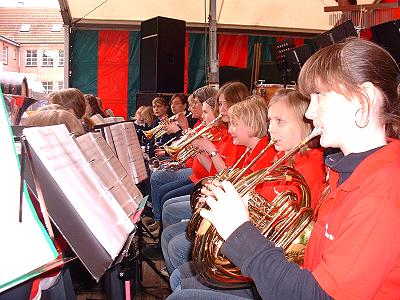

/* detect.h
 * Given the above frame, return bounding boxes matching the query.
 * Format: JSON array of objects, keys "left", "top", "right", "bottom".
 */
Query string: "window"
[
  {"left": 13, "top": 49, "right": 16, "bottom": 60},
  {"left": 58, "top": 81, "right": 64, "bottom": 90},
  {"left": 51, "top": 24, "right": 62, "bottom": 32},
  {"left": 25, "top": 50, "right": 37, "bottom": 66},
  {"left": 20, "top": 24, "right": 31, "bottom": 32},
  {"left": 3, "top": 47, "right": 8, "bottom": 65},
  {"left": 42, "top": 50, "right": 53, "bottom": 67},
  {"left": 58, "top": 50, "right": 64, "bottom": 66},
  {"left": 42, "top": 81, "right": 53, "bottom": 94}
]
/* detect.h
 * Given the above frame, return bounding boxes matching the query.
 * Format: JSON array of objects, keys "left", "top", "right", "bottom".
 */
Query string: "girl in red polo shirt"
[{"left": 169, "top": 38, "right": 400, "bottom": 299}]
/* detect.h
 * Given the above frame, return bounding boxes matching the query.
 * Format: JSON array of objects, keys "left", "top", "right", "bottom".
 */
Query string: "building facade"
[{"left": 0, "top": 7, "right": 64, "bottom": 94}]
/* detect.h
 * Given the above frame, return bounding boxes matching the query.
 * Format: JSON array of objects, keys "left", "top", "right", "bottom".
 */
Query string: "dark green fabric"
[
  {"left": 128, "top": 31, "right": 141, "bottom": 118},
  {"left": 70, "top": 29, "right": 98, "bottom": 95},
  {"left": 188, "top": 33, "right": 209, "bottom": 93},
  {"left": 247, "top": 36, "right": 277, "bottom": 68}
]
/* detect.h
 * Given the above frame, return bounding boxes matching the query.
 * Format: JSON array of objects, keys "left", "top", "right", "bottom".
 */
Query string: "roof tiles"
[{"left": 0, "top": 7, "right": 63, "bottom": 44}]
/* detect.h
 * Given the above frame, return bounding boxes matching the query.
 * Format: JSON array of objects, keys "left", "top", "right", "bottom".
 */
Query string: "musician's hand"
[
  {"left": 191, "top": 137, "right": 216, "bottom": 153},
  {"left": 164, "top": 123, "right": 180, "bottom": 134},
  {"left": 199, "top": 178, "right": 222, "bottom": 203},
  {"left": 200, "top": 181, "right": 250, "bottom": 240},
  {"left": 155, "top": 149, "right": 166, "bottom": 157},
  {"left": 175, "top": 113, "right": 189, "bottom": 131}
]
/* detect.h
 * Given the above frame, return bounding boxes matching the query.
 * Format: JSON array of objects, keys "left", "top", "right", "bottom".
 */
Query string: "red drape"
[
  {"left": 276, "top": 37, "right": 304, "bottom": 47},
  {"left": 98, "top": 30, "right": 129, "bottom": 118},
  {"left": 218, "top": 34, "right": 248, "bottom": 68}
]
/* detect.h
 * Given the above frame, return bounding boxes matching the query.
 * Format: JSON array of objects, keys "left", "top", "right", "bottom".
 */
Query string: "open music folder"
[
  {"left": 23, "top": 125, "right": 145, "bottom": 281},
  {"left": 110, "top": 122, "right": 148, "bottom": 184},
  {"left": 0, "top": 92, "right": 58, "bottom": 293}
]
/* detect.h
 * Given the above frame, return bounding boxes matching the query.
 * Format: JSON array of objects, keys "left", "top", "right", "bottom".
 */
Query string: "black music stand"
[
  {"left": 269, "top": 39, "right": 296, "bottom": 87},
  {"left": 284, "top": 44, "right": 313, "bottom": 83},
  {"left": 312, "top": 19, "right": 357, "bottom": 50},
  {"left": 119, "top": 220, "right": 169, "bottom": 298},
  {"left": 371, "top": 19, "right": 400, "bottom": 65}
]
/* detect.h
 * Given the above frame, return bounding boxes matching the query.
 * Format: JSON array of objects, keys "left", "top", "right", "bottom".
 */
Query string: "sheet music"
[
  {"left": 75, "top": 132, "right": 142, "bottom": 217},
  {"left": 110, "top": 122, "right": 148, "bottom": 184},
  {"left": 104, "top": 117, "right": 125, "bottom": 123},
  {"left": 90, "top": 114, "right": 106, "bottom": 125},
  {"left": 104, "top": 126, "right": 117, "bottom": 155},
  {"left": 0, "top": 95, "right": 57, "bottom": 292},
  {"left": 23, "top": 125, "right": 134, "bottom": 259}
]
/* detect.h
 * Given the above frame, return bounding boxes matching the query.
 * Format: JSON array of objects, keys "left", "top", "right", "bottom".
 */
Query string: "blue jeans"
[
  {"left": 159, "top": 182, "right": 194, "bottom": 218},
  {"left": 161, "top": 221, "right": 192, "bottom": 274},
  {"left": 167, "top": 289, "right": 250, "bottom": 300},
  {"left": 150, "top": 167, "right": 192, "bottom": 204},
  {"left": 168, "top": 263, "right": 254, "bottom": 299},
  {"left": 162, "top": 196, "right": 192, "bottom": 228},
  {"left": 152, "top": 179, "right": 193, "bottom": 221}
]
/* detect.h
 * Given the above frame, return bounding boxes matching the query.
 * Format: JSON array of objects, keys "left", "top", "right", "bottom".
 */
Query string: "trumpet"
[
  {"left": 143, "top": 112, "right": 190, "bottom": 140},
  {"left": 191, "top": 127, "right": 322, "bottom": 289},
  {"left": 164, "top": 114, "right": 223, "bottom": 160}
]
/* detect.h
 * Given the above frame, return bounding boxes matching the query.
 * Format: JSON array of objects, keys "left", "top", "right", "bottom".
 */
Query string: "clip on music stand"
[{"left": 269, "top": 39, "right": 296, "bottom": 87}]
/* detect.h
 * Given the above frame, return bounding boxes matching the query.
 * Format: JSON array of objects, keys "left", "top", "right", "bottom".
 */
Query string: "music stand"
[
  {"left": 312, "top": 19, "right": 357, "bottom": 50},
  {"left": 119, "top": 220, "right": 169, "bottom": 298},
  {"left": 284, "top": 44, "right": 313, "bottom": 83},
  {"left": 269, "top": 39, "right": 295, "bottom": 86},
  {"left": 371, "top": 19, "right": 400, "bottom": 65}
]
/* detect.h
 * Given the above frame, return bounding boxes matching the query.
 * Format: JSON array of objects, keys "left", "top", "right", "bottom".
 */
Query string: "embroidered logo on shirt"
[{"left": 324, "top": 224, "right": 334, "bottom": 241}]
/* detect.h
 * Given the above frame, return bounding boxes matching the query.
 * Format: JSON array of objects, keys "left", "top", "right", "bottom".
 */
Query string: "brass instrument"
[
  {"left": 186, "top": 139, "right": 275, "bottom": 241},
  {"left": 143, "top": 117, "right": 168, "bottom": 140},
  {"left": 143, "top": 112, "right": 190, "bottom": 140},
  {"left": 174, "top": 125, "right": 225, "bottom": 163},
  {"left": 164, "top": 114, "right": 223, "bottom": 160},
  {"left": 191, "top": 127, "right": 322, "bottom": 288}
]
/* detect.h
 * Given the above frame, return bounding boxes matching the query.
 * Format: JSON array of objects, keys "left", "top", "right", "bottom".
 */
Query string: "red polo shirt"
[
  {"left": 254, "top": 148, "right": 325, "bottom": 210},
  {"left": 304, "top": 140, "right": 400, "bottom": 299}
]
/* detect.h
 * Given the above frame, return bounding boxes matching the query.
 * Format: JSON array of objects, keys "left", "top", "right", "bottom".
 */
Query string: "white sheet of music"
[
  {"left": 104, "top": 117, "right": 125, "bottom": 123},
  {"left": 23, "top": 125, "right": 134, "bottom": 259},
  {"left": 104, "top": 126, "right": 117, "bottom": 155},
  {"left": 90, "top": 114, "right": 106, "bottom": 125},
  {"left": 110, "top": 122, "right": 147, "bottom": 184},
  {"left": 0, "top": 98, "right": 57, "bottom": 292},
  {"left": 76, "top": 132, "right": 142, "bottom": 217}
]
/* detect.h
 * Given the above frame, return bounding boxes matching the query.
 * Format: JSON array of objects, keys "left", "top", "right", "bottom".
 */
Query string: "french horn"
[
  {"left": 186, "top": 139, "right": 275, "bottom": 241},
  {"left": 191, "top": 127, "right": 322, "bottom": 288}
]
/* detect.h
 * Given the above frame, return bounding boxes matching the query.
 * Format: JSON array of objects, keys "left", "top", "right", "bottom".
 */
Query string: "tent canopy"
[{"left": 59, "top": 0, "right": 374, "bottom": 34}]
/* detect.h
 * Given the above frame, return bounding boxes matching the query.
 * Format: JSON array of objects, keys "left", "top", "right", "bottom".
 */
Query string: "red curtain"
[
  {"left": 218, "top": 34, "right": 248, "bottom": 68},
  {"left": 98, "top": 30, "right": 129, "bottom": 118}
]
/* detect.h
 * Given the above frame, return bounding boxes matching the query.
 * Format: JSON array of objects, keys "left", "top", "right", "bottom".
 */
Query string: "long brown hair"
[
  {"left": 217, "top": 81, "right": 250, "bottom": 108},
  {"left": 47, "top": 88, "right": 86, "bottom": 119}
]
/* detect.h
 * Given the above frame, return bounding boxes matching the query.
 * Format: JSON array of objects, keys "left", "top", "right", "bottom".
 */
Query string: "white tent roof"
[{"left": 58, "top": 0, "right": 374, "bottom": 34}]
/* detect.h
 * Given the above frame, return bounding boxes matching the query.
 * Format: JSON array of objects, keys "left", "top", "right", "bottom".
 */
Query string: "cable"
[{"left": 72, "top": 0, "right": 109, "bottom": 25}]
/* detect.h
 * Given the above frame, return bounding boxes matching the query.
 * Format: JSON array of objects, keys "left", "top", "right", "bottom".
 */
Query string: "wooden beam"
[{"left": 324, "top": 2, "right": 399, "bottom": 12}]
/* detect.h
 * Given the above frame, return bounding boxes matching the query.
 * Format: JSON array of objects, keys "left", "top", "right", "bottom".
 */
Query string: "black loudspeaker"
[
  {"left": 136, "top": 92, "right": 173, "bottom": 109},
  {"left": 371, "top": 19, "right": 400, "bottom": 65},
  {"left": 140, "top": 16, "right": 186, "bottom": 93}
]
